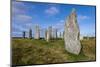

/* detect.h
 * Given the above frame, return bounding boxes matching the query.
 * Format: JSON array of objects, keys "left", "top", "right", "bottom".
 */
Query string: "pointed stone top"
[
  {"left": 71, "top": 8, "right": 76, "bottom": 13},
  {"left": 49, "top": 26, "right": 52, "bottom": 28},
  {"left": 35, "top": 24, "right": 39, "bottom": 26}
]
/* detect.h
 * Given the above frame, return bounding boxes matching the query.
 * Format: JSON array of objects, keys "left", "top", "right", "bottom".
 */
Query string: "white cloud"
[
  {"left": 59, "top": 20, "right": 65, "bottom": 23},
  {"left": 12, "top": 14, "right": 33, "bottom": 35},
  {"left": 12, "top": 1, "right": 25, "bottom": 6},
  {"left": 53, "top": 20, "right": 64, "bottom": 32},
  {"left": 12, "top": 1, "right": 35, "bottom": 15},
  {"left": 12, "top": 1, "right": 26, "bottom": 14},
  {"left": 45, "top": 6, "right": 59, "bottom": 15},
  {"left": 15, "top": 14, "right": 32, "bottom": 23},
  {"left": 17, "top": 15, "right": 32, "bottom": 20}
]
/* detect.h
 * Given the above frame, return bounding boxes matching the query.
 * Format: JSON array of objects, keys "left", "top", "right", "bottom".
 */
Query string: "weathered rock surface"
[
  {"left": 46, "top": 26, "right": 52, "bottom": 42},
  {"left": 34, "top": 25, "right": 40, "bottom": 39},
  {"left": 64, "top": 8, "right": 81, "bottom": 55}
]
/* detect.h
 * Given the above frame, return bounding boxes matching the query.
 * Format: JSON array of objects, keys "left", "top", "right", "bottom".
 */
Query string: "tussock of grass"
[
  {"left": 12, "top": 38, "right": 96, "bottom": 65},
  {"left": 81, "top": 39, "right": 96, "bottom": 60}
]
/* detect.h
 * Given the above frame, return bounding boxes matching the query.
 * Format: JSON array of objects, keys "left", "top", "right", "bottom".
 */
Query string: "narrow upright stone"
[
  {"left": 46, "top": 26, "right": 52, "bottom": 42},
  {"left": 59, "top": 32, "right": 62, "bottom": 38},
  {"left": 55, "top": 29, "right": 58, "bottom": 39},
  {"left": 34, "top": 25, "right": 40, "bottom": 39},
  {"left": 45, "top": 29, "right": 47, "bottom": 40},
  {"left": 29, "top": 29, "right": 32, "bottom": 39},
  {"left": 64, "top": 8, "right": 81, "bottom": 55},
  {"left": 52, "top": 28, "right": 57, "bottom": 39},
  {"left": 22, "top": 31, "right": 26, "bottom": 38},
  {"left": 80, "top": 36, "right": 83, "bottom": 40},
  {"left": 62, "top": 31, "right": 64, "bottom": 39}
]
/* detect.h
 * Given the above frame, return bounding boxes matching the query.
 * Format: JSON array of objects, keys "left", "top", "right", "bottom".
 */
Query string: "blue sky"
[{"left": 12, "top": 1, "right": 96, "bottom": 37}]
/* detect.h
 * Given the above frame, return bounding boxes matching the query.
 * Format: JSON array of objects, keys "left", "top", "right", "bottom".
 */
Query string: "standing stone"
[
  {"left": 64, "top": 8, "right": 81, "bottom": 55},
  {"left": 59, "top": 32, "right": 62, "bottom": 38},
  {"left": 52, "top": 28, "right": 57, "bottom": 39},
  {"left": 34, "top": 25, "right": 40, "bottom": 39},
  {"left": 51, "top": 29, "right": 54, "bottom": 39},
  {"left": 46, "top": 26, "right": 52, "bottom": 42},
  {"left": 80, "top": 36, "right": 83, "bottom": 40},
  {"left": 62, "top": 31, "right": 64, "bottom": 39},
  {"left": 22, "top": 31, "right": 26, "bottom": 38},
  {"left": 45, "top": 29, "right": 47, "bottom": 40},
  {"left": 55, "top": 29, "right": 58, "bottom": 39},
  {"left": 60, "top": 32, "right": 64, "bottom": 39},
  {"left": 29, "top": 29, "right": 32, "bottom": 39}
]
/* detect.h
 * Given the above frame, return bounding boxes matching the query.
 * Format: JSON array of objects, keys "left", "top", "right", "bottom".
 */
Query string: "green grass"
[{"left": 12, "top": 38, "right": 96, "bottom": 65}]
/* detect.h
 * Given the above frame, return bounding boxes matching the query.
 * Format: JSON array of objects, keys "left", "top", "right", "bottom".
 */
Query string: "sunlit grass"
[{"left": 12, "top": 38, "right": 96, "bottom": 65}]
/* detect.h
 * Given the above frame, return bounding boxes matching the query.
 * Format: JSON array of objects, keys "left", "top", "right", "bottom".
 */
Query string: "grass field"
[{"left": 12, "top": 38, "right": 96, "bottom": 65}]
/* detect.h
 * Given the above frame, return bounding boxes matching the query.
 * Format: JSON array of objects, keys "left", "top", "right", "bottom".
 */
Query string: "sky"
[{"left": 12, "top": 0, "right": 96, "bottom": 37}]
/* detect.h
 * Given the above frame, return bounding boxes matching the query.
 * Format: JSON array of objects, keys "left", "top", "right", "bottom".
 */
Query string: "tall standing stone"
[
  {"left": 62, "top": 31, "right": 64, "bottom": 39},
  {"left": 22, "top": 31, "right": 26, "bottom": 38},
  {"left": 29, "top": 29, "right": 32, "bottom": 39},
  {"left": 55, "top": 29, "right": 58, "bottom": 39},
  {"left": 34, "top": 25, "right": 40, "bottom": 39},
  {"left": 46, "top": 26, "right": 52, "bottom": 42},
  {"left": 59, "top": 32, "right": 62, "bottom": 38},
  {"left": 52, "top": 28, "right": 57, "bottom": 39},
  {"left": 64, "top": 8, "right": 81, "bottom": 55},
  {"left": 45, "top": 29, "right": 47, "bottom": 40}
]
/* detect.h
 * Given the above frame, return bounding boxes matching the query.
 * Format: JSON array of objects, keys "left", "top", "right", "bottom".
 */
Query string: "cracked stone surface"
[{"left": 64, "top": 8, "right": 81, "bottom": 55}]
